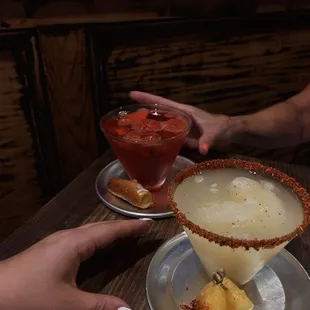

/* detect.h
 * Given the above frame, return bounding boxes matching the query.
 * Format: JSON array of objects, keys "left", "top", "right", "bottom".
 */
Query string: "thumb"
[{"left": 82, "top": 291, "right": 131, "bottom": 310}]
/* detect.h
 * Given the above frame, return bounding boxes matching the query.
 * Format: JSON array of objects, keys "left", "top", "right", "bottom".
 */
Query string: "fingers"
[
  {"left": 81, "top": 290, "right": 131, "bottom": 310},
  {"left": 198, "top": 132, "right": 216, "bottom": 155},
  {"left": 199, "top": 143, "right": 210, "bottom": 155},
  {"left": 186, "top": 136, "right": 211, "bottom": 154},
  {"left": 185, "top": 137, "right": 199, "bottom": 149},
  {"left": 184, "top": 137, "right": 209, "bottom": 155},
  {"left": 185, "top": 136, "right": 210, "bottom": 154},
  {"left": 129, "top": 91, "right": 193, "bottom": 113},
  {"left": 74, "top": 220, "right": 150, "bottom": 262}
]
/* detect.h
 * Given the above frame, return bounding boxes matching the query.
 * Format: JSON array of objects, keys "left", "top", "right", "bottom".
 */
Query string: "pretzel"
[{"left": 108, "top": 178, "right": 153, "bottom": 209}]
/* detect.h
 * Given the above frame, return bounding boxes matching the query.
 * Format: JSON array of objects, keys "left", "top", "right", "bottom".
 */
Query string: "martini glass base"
[{"left": 146, "top": 232, "right": 310, "bottom": 310}]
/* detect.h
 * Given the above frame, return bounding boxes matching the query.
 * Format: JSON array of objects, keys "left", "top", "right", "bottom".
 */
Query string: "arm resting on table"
[{"left": 227, "top": 84, "right": 310, "bottom": 148}]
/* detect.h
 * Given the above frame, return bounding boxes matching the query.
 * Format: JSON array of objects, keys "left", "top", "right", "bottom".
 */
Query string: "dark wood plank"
[
  {"left": 25, "top": 33, "right": 62, "bottom": 197},
  {"left": 1, "top": 1, "right": 310, "bottom": 35},
  {"left": 38, "top": 28, "right": 99, "bottom": 185},
  {"left": 1, "top": 0, "right": 310, "bottom": 23},
  {"left": 0, "top": 150, "right": 308, "bottom": 309},
  {"left": 0, "top": 35, "right": 44, "bottom": 240},
  {"left": 104, "top": 28, "right": 310, "bottom": 113},
  {"left": 0, "top": 31, "right": 60, "bottom": 194}
]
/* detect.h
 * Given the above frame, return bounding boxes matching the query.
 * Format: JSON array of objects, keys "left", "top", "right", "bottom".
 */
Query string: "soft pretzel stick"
[{"left": 108, "top": 177, "right": 153, "bottom": 209}]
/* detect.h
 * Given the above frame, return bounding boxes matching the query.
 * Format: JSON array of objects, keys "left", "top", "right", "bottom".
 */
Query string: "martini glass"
[
  {"left": 168, "top": 159, "right": 310, "bottom": 285},
  {"left": 100, "top": 104, "right": 192, "bottom": 190}
]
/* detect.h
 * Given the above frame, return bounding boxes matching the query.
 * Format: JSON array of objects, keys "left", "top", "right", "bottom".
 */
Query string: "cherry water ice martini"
[{"left": 100, "top": 104, "right": 192, "bottom": 190}]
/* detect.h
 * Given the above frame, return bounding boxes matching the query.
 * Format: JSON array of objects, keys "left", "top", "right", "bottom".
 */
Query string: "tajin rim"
[{"left": 168, "top": 159, "right": 310, "bottom": 250}]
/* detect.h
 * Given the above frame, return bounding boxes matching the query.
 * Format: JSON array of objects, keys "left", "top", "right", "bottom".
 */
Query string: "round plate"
[
  {"left": 146, "top": 232, "right": 310, "bottom": 310},
  {"left": 95, "top": 156, "right": 194, "bottom": 219}
]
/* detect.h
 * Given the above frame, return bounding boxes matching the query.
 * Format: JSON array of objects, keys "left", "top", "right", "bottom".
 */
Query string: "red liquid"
[{"left": 101, "top": 108, "right": 189, "bottom": 190}]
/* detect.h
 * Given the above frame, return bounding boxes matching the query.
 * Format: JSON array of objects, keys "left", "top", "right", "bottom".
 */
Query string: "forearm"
[{"left": 227, "top": 85, "right": 310, "bottom": 148}]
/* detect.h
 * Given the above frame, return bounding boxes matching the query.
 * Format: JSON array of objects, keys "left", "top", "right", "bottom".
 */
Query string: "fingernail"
[
  {"left": 139, "top": 218, "right": 154, "bottom": 221},
  {"left": 118, "top": 307, "right": 132, "bottom": 310},
  {"left": 200, "top": 143, "right": 209, "bottom": 155}
]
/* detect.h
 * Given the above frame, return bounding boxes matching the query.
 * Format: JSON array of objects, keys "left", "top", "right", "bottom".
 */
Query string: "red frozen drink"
[{"left": 100, "top": 104, "right": 192, "bottom": 190}]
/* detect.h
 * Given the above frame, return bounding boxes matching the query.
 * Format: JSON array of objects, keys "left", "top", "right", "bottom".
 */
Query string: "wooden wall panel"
[
  {"left": 104, "top": 29, "right": 310, "bottom": 114},
  {"left": 1, "top": 1, "right": 310, "bottom": 28},
  {"left": 0, "top": 49, "right": 42, "bottom": 239},
  {"left": 39, "top": 29, "right": 98, "bottom": 184}
]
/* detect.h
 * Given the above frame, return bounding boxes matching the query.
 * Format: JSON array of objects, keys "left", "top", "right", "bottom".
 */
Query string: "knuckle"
[{"left": 91, "top": 301, "right": 108, "bottom": 310}]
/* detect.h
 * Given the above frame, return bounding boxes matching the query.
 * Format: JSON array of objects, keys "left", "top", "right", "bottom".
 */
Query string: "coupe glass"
[{"left": 100, "top": 104, "right": 192, "bottom": 190}]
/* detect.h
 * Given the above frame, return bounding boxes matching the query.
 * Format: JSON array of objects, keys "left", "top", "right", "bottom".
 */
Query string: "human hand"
[
  {"left": 0, "top": 220, "right": 150, "bottom": 310},
  {"left": 130, "top": 91, "right": 231, "bottom": 154}
]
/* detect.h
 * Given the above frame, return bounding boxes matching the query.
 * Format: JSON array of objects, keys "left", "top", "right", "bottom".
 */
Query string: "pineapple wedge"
[{"left": 194, "top": 277, "right": 254, "bottom": 310}]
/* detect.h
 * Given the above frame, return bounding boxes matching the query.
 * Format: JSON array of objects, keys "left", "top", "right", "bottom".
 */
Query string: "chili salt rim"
[{"left": 168, "top": 159, "right": 310, "bottom": 250}]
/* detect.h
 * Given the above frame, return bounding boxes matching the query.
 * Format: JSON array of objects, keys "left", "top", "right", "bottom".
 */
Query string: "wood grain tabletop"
[{"left": 0, "top": 149, "right": 309, "bottom": 310}]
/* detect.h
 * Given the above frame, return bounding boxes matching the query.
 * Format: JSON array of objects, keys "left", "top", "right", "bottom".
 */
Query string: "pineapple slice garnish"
[{"left": 184, "top": 277, "right": 254, "bottom": 310}]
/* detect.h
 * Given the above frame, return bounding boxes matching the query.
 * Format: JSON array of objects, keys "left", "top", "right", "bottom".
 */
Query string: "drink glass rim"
[
  {"left": 100, "top": 103, "right": 193, "bottom": 145},
  {"left": 168, "top": 159, "right": 310, "bottom": 250}
]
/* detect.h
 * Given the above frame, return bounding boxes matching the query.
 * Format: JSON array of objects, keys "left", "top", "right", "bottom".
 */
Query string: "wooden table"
[{"left": 0, "top": 150, "right": 309, "bottom": 310}]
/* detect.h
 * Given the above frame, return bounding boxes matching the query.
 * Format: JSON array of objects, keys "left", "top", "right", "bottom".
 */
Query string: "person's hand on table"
[
  {"left": 0, "top": 220, "right": 150, "bottom": 310},
  {"left": 130, "top": 85, "right": 310, "bottom": 151},
  {"left": 129, "top": 91, "right": 231, "bottom": 155}
]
